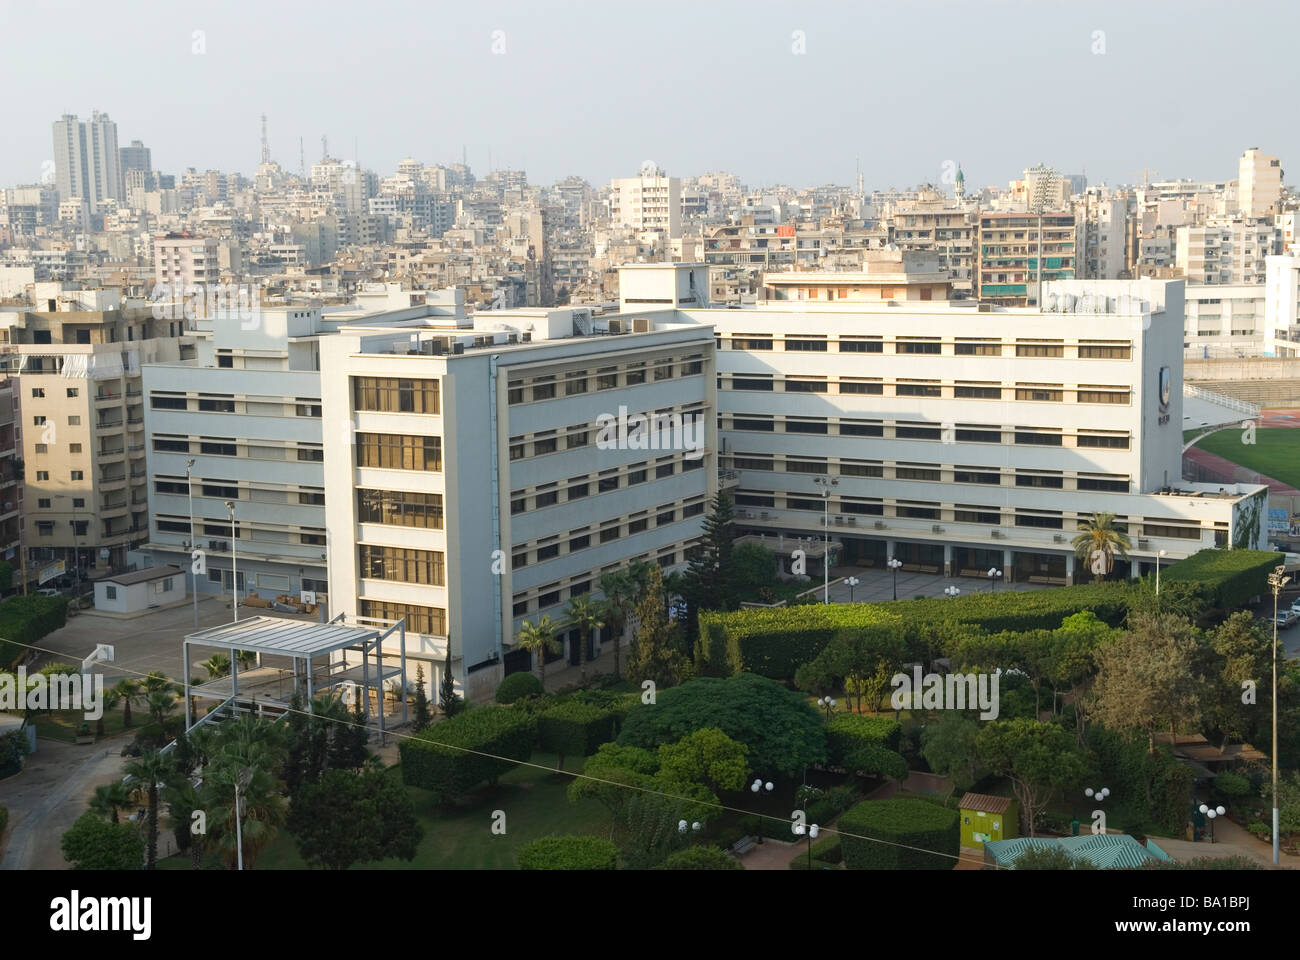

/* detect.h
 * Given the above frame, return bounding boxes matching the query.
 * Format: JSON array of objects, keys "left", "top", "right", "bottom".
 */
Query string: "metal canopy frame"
[{"left": 182, "top": 615, "right": 408, "bottom": 741}]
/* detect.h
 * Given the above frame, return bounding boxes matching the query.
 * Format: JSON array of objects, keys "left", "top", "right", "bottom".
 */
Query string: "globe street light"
[
  {"left": 887, "top": 557, "right": 902, "bottom": 601},
  {"left": 750, "top": 778, "right": 774, "bottom": 843},
  {"left": 944, "top": 585, "right": 960, "bottom": 600},
  {"left": 817, "top": 696, "right": 837, "bottom": 721},
  {"left": 793, "top": 820, "right": 821, "bottom": 868},
  {"left": 1199, "top": 803, "right": 1226, "bottom": 843},
  {"left": 677, "top": 819, "right": 702, "bottom": 835},
  {"left": 1266, "top": 564, "right": 1290, "bottom": 865},
  {"left": 988, "top": 567, "right": 1003, "bottom": 593},
  {"left": 845, "top": 576, "right": 860, "bottom": 603}
]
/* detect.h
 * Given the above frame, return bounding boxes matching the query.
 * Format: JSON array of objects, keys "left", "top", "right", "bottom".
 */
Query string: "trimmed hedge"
[
  {"left": 657, "top": 846, "right": 743, "bottom": 870},
  {"left": 826, "top": 713, "right": 901, "bottom": 757},
  {"left": 517, "top": 834, "right": 618, "bottom": 870},
  {"left": 809, "top": 832, "right": 842, "bottom": 864},
  {"left": 537, "top": 700, "right": 620, "bottom": 766},
  {"left": 495, "top": 672, "right": 544, "bottom": 704},
  {"left": 1160, "top": 549, "right": 1282, "bottom": 611},
  {"left": 0, "top": 595, "right": 70, "bottom": 670},
  {"left": 839, "top": 798, "right": 960, "bottom": 870},
  {"left": 699, "top": 584, "right": 1132, "bottom": 680},
  {"left": 399, "top": 707, "right": 536, "bottom": 804}
]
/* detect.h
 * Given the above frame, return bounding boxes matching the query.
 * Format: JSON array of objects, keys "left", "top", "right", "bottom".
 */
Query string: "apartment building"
[
  {"left": 889, "top": 193, "right": 977, "bottom": 294},
  {"left": 611, "top": 262, "right": 1267, "bottom": 591},
  {"left": 976, "top": 213, "right": 1077, "bottom": 305},
  {"left": 1078, "top": 194, "right": 1132, "bottom": 280},
  {"left": 1238, "top": 148, "right": 1283, "bottom": 218},
  {"left": 609, "top": 169, "right": 682, "bottom": 237},
  {"left": 0, "top": 380, "right": 20, "bottom": 583},
  {"left": 1264, "top": 254, "right": 1300, "bottom": 357},
  {"left": 138, "top": 284, "right": 472, "bottom": 603},
  {"left": 154, "top": 233, "right": 220, "bottom": 290},
  {"left": 1175, "top": 218, "right": 1279, "bottom": 285},
  {"left": 320, "top": 304, "right": 716, "bottom": 700},
  {"left": 1182, "top": 284, "right": 1266, "bottom": 357},
  {"left": 52, "top": 112, "right": 122, "bottom": 204},
  {"left": 0, "top": 284, "right": 192, "bottom": 575}
]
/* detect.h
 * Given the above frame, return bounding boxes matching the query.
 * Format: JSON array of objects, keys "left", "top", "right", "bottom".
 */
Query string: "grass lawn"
[
  {"left": 5, "top": 708, "right": 135, "bottom": 743},
  {"left": 164, "top": 752, "right": 615, "bottom": 870},
  {"left": 1191, "top": 427, "right": 1300, "bottom": 490}
]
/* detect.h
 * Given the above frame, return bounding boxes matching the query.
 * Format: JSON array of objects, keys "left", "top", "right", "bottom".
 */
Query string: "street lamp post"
[
  {"left": 1198, "top": 803, "right": 1225, "bottom": 843},
  {"left": 793, "top": 820, "right": 821, "bottom": 868},
  {"left": 186, "top": 458, "right": 198, "bottom": 630},
  {"left": 988, "top": 567, "right": 1002, "bottom": 593},
  {"left": 814, "top": 476, "right": 838, "bottom": 604},
  {"left": 1266, "top": 564, "right": 1291, "bottom": 865},
  {"left": 817, "top": 696, "right": 837, "bottom": 721},
  {"left": 887, "top": 557, "right": 902, "bottom": 601},
  {"left": 226, "top": 501, "right": 238, "bottom": 624},
  {"left": 1155, "top": 548, "right": 1167, "bottom": 597},
  {"left": 749, "top": 778, "right": 774, "bottom": 843},
  {"left": 845, "top": 576, "right": 859, "bottom": 603}
]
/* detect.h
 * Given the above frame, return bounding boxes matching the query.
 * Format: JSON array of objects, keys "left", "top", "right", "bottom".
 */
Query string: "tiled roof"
[{"left": 959, "top": 793, "right": 1012, "bottom": 814}]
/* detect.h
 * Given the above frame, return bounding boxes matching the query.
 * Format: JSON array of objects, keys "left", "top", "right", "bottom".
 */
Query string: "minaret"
[
  {"left": 260, "top": 113, "right": 270, "bottom": 164},
  {"left": 954, "top": 164, "right": 966, "bottom": 203}
]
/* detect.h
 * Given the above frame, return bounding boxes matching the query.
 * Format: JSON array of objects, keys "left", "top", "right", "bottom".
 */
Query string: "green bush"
[
  {"left": 1247, "top": 821, "right": 1270, "bottom": 840},
  {"left": 1213, "top": 771, "right": 1252, "bottom": 798},
  {"left": 517, "top": 834, "right": 619, "bottom": 870},
  {"left": 0, "top": 595, "right": 70, "bottom": 670},
  {"left": 495, "top": 672, "right": 543, "bottom": 704},
  {"left": 657, "top": 846, "right": 743, "bottom": 870},
  {"left": 61, "top": 811, "right": 143, "bottom": 870},
  {"left": 839, "top": 798, "right": 960, "bottom": 870},
  {"left": 537, "top": 700, "right": 619, "bottom": 767},
  {"left": 809, "top": 832, "right": 842, "bottom": 863},
  {"left": 399, "top": 707, "right": 536, "bottom": 804},
  {"left": 826, "top": 713, "right": 902, "bottom": 758},
  {"left": 806, "top": 784, "right": 861, "bottom": 825},
  {"left": 1160, "top": 548, "right": 1282, "bottom": 610}
]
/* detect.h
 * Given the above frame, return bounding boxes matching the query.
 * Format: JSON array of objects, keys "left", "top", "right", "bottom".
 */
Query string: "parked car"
[
  {"left": 1261, "top": 610, "right": 1298, "bottom": 631},
  {"left": 1289, "top": 599, "right": 1300, "bottom": 619},
  {"left": 36, "top": 587, "right": 61, "bottom": 598}
]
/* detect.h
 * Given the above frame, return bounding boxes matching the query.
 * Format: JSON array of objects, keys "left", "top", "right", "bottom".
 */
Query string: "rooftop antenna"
[
  {"left": 856, "top": 155, "right": 863, "bottom": 197},
  {"left": 260, "top": 113, "right": 270, "bottom": 165}
]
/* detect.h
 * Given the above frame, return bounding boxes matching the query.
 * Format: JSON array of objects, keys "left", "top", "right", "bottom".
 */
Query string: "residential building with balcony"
[
  {"left": 1175, "top": 218, "right": 1279, "bottom": 285},
  {"left": 0, "top": 284, "right": 192, "bottom": 575},
  {"left": 976, "top": 212, "right": 1077, "bottom": 305}
]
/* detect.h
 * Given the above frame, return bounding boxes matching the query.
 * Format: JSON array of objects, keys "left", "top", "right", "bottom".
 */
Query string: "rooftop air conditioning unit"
[
  {"left": 452, "top": 343, "right": 464, "bottom": 355},
  {"left": 521, "top": 332, "right": 531, "bottom": 342},
  {"left": 427, "top": 339, "right": 446, "bottom": 355},
  {"left": 991, "top": 530, "right": 1002, "bottom": 539},
  {"left": 632, "top": 316, "right": 652, "bottom": 333},
  {"left": 1053, "top": 534, "right": 1065, "bottom": 543},
  {"left": 607, "top": 319, "right": 625, "bottom": 334},
  {"left": 873, "top": 521, "right": 887, "bottom": 530},
  {"left": 1138, "top": 538, "right": 1149, "bottom": 549},
  {"left": 931, "top": 524, "right": 944, "bottom": 534}
]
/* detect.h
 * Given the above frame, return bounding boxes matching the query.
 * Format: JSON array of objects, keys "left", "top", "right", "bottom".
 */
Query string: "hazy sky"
[{"left": 3, "top": 0, "right": 1298, "bottom": 192}]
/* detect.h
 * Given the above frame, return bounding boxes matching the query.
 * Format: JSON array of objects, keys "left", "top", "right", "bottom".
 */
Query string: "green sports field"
[{"left": 1191, "top": 427, "right": 1300, "bottom": 490}]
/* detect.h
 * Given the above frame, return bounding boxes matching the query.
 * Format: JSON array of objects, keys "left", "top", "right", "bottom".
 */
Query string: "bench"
[{"left": 728, "top": 836, "right": 756, "bottom": 856}]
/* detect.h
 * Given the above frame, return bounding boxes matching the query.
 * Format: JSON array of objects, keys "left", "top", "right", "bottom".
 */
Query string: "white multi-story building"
[
  {"left": 52, "top": 112, "right": 122, "bottom": 204},
  {"left": 1238, "top": 148, "right": 1283, "bottom": 218},
  {"left": 610, "top": 261, "right": 1267, "bottom": 590},
  {"left": 153, "top": 233, "right": 220, "bottom": 291},
  {"left": 1176, "top": 218, "right": 1279, "bottom": 285},
  {"left": 609, "top": 167, "right": 682, "bottom": 237},
  {"left": 1264, "top": 254, "right": 1300, "bottom": 357},
  {"left": 319, "top": 305, "right": 716, "bottom": 700},
  {"left": 139, "top": 286, "right": 473, "bottom": 603},
  {"left": 1182, "top": 284, "right": 1266, "bottom": 357}
]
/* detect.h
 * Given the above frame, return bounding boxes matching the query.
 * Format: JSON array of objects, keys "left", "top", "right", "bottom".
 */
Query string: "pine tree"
[
  {"left": 439, "top": 646, "right": 462, "bottom": 716},
  {"left": 626, "top": 565, "right": 688, "bottom": 689},
  {"left": 412, "top": 664, "right": 431, "bottom": 731},
  {"left": 681, "top": 490, "right": 737, "bottom": 633}
]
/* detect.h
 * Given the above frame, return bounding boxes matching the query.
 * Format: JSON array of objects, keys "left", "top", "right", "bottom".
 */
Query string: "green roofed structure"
[{"left": 983, "top": 833, "right": 1172, "bottom": 870}]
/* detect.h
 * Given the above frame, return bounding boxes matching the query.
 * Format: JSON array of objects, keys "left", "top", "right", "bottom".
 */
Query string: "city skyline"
[{"left": 3, "top": 0, "right": 1299, "bottom": 190}]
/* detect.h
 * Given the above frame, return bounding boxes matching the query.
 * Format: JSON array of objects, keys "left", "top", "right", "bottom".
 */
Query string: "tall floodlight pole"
[
  {"left": 226, "top": 501, "right": 238, "bottom": 624},
  {"left": 814, "top": 476, "right": 838, "bottom": 603},
  {"left": 1266, "top": 564, "right": 1291, "bottom": 865},
  {"left": 186, "top": 458, "right": 198, "bottom": 629},
  {"left": 1028, "top": 164, "right": 1060, "bottom": 307}
]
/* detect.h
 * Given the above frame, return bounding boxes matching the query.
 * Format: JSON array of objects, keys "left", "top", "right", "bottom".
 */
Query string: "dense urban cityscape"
[{"left": 0, "top": 5, "right": 1296, "bottom": 933}]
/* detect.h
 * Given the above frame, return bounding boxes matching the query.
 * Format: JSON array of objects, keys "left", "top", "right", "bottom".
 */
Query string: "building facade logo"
[{"left": 1157, "top": 366, "right": 1172, "bottom": 425}]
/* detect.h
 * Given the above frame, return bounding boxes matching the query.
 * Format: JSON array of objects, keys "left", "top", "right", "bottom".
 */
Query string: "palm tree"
[
  {"left": 200, "top": 759, "right": 286, "bottom": 870},
  {"left": 235, "top": 649, "right": 257, "bottom": 672},
  {"left": 140, "top": 671, "right": 176, "bottom": 695},
  {"left": 201, "top": 654, "right": 231, "bottom": 680},
  {"left": 144, "top": 689, "right": 179, "bottom": 732},
  {"left": 565, "top": 594, "right": 606, "bottom": 684},
  {"left": 515, "top": 616, "right": 561, "bottom": 687},
  {"left": 124, "top": 749, "right": 176, "bottom": 869},
  {"left": 597, "top": 571, "right": 639, "bottom": 679},
  {"left": 164, "top": 777, "right": 206, "bottom": 870},
  {"left": 111, "top": 678, "right": 141, "bottom": 728},
  {"left": 1072, "top": 512, "right": 1132, "bottom": 581},
  {"left": 89, "top": 781, "right": 132, "bottom": 824}
]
